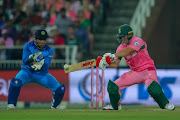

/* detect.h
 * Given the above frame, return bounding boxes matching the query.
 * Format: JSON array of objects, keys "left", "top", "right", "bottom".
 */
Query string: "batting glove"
[
  {"left": 96, "top": 56, "right": 112, "bottom": 69},
  {"left": 99, "top": 59, "right": 107, "bottom": 69},
  {"left": 31, "top": 59, "right": 45, "bottom": 71},
  {"left": 103, "top": 53, "right": 112, "bottom": 57},
  {"left": 102, "top": 56, "right": 112, "bottom": 67},
  {"left": 96, "top": 56, "right": 106, "bottom": 69},
  {"left": 103, "top": 53, "right": 116, "bottom": 60},
  {"left": 96, "top": 56, "right": 102, "bottom": 67},
  {"left": 28, "top": 51, "right": 42, "bottom": 63}
]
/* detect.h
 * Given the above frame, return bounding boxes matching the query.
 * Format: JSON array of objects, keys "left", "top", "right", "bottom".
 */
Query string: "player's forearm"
[
  {"left": 23, "top": 56, "right": 33, "bottom": 65},
  {"left": 114, "top": 47, "right": 136, "bottom": 57},
  {"left": 23, "top": 57, "right": 31, "bottom": 65},
  {"left": 109, "top": 59, "right": 120, "bottom": 68},
  {"left": 114, "top": 49, "right": 130, "bottom": 57},
  {"left": 109, "top": 63, "right": 119, "bottom": 68},
  {"left": 24, "top": 59, "right": 30, "bottom": 65}
]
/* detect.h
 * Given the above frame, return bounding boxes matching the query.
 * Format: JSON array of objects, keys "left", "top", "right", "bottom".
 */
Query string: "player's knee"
[
  {"left": 10, "top": 78, "right": 23, "bottom": 87},
  {"left": 54, "top": 84, "right": 66, "bottom": 94}
]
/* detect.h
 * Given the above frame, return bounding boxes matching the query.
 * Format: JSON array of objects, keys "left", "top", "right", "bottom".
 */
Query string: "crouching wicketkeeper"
[{"left": 7, "top": 30, "right": 66, "bottom": 109}]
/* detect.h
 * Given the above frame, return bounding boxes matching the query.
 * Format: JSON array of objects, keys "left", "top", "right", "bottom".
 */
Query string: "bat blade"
[{"left": 64, "top": 59, "right": 96, "bottom": 73}]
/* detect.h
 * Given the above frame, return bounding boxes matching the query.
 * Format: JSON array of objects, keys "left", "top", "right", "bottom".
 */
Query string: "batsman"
[
  {"left": 7, "top": 30, "right": 66, "bottom": 109},
  {"left": 96, "top": 24, "right": 175, "bottom": 111}
]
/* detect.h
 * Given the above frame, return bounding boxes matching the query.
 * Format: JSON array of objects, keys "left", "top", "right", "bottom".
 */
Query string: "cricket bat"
[{"left": 64, "top": 59, "right": 96, "bottom": 73}]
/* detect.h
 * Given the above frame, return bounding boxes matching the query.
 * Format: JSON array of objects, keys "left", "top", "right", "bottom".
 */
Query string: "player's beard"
[{"left": 122, "top": 38, "right": 131, "bottom": 45}]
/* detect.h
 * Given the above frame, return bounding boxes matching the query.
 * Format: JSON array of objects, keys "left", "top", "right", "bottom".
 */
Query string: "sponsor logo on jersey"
[
  {"left": 128, "top": 72, "right": 132, "bottom": 75},
  {"left": 48, "top": 55, "right": 53, "bottom": 57},
  {"left": 126, "top": 52, "right": 137, "bottom": 59}
]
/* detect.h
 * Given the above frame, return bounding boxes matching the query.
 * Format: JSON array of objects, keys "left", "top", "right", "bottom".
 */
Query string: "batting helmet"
[
  {"left": 117, "top": 24, "right": 133, "bottom": 37},
  {"left": 116, "top": 24, "right": 133, "bottom": 43}
]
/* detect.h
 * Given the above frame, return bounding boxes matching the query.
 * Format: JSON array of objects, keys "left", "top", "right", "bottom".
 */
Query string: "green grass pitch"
[{"left": 0, "top": 106, "right": 179, "bottom": 120}]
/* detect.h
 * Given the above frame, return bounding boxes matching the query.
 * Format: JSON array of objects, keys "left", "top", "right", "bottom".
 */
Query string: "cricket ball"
[{"left": 64, "top": 64, "right": 69, "bottom": 70}]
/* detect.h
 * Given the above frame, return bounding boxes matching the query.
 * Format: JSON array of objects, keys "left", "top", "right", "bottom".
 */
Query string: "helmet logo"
[
  {"left": 128, "top": 31, "right": 133, "bottom": 34},
  {"left": 41, "top": 31, "right": 45, "bottom": 35},
  {"left": 118, "top": 29, "right": 121, "bottom": 34}
]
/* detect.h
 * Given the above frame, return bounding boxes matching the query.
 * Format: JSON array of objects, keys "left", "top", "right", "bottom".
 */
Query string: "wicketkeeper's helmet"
[
  {"left": 34, "top": 30, "right": 49, "bottom": 50},
  {"left": 35, "top": 29, "right": 48, "bottom": 40}
]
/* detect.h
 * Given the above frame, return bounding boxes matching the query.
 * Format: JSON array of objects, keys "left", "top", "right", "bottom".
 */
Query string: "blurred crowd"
[{"left": 0, "top": 0, "right": 109, "bottom": 61}]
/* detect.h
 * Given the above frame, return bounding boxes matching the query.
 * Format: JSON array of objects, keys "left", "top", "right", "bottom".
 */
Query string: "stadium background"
[{"left": 0, "top": 0, "right": 180, "bottom": 109}]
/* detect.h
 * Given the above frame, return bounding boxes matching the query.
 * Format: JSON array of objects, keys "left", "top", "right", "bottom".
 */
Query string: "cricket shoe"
[
  {"left": 7, "top": 104, "right": 15, "bottom": 110},
  {"left": 103, "top": 102, "right": 122, "bottom": 110},
  {"left": 165, "top": 104, "right": 175, "bottom": 111},
  {"left": 51, "top": 105, "right": 66, "bottom": 110}
]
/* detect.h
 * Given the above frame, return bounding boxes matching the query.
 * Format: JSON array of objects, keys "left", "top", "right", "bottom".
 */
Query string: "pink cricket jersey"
[{"left": 116, "top": 36, "right": 155, "bottom": 72}]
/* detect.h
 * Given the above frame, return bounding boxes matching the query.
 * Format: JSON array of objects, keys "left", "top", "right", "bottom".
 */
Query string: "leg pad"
[
  {"left": 8, "top": 78, "right": 22, "bottom": 106},
  {"left": 107, "top": 80, "right": 120, "bottom": 110},
  {"left": 52, "top": 84, "right": 66, "bottom": 108},
  {"left": 148, "top": 81, "right": 169, "bottom": 109}
]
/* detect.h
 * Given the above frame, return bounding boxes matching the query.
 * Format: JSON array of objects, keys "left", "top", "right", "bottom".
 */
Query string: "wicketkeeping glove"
[
  {"left": 31, "top": 59, "right": 45, "bottom": 71},
  {"left": 28, "top": 51, "right": 42, "bottom": 63}
]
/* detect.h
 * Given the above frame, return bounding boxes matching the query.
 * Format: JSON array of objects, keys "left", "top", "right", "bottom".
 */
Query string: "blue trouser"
[
  {"left": 16, "top": 70, "right": 60, "bottom": 91},
  {"left": 8, "top": 70, "right": 65, "bottom": 107}
]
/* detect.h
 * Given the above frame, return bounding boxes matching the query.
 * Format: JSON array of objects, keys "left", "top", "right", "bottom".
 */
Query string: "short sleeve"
[{"left": 128, "top": 39, "right": 145, "bottom": 51}]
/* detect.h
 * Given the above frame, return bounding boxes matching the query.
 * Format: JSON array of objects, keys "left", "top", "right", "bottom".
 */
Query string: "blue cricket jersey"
[{"left": 21, "top": 41, "right": 53, "bottom": 74}]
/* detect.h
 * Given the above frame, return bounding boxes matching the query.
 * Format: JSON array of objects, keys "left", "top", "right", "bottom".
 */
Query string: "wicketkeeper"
[
  {"left": 96, "top": 24, "right": 175, "bottom": 111},
  {"left": 7, "top": 30, "right": 66, "bottom": 109}
]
